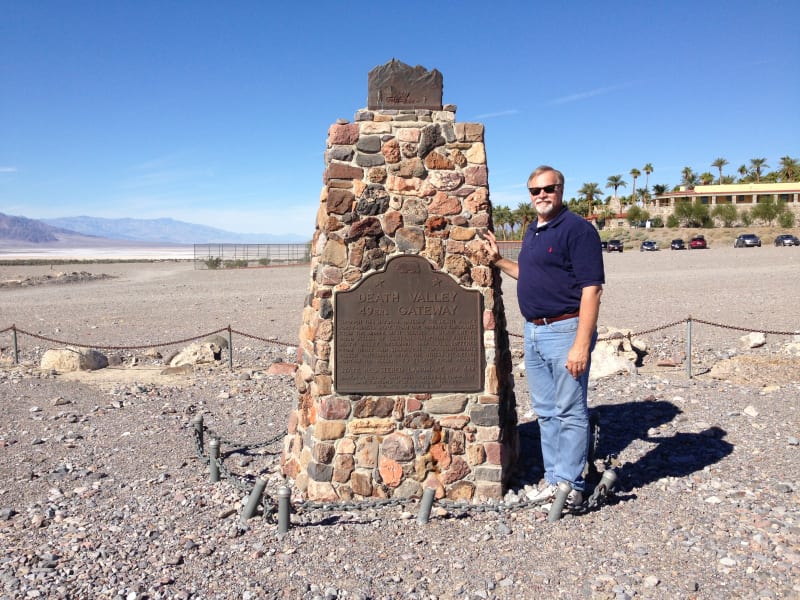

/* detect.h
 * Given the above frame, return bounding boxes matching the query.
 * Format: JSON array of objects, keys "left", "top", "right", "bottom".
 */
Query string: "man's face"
[{"left": 528, "top": 171, "right": 564, "bottom": 223}]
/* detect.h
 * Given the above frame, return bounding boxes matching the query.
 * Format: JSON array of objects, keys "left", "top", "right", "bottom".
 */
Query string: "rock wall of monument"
[{"left": 282, "top": 106, "right": 516, "bottom": 502}]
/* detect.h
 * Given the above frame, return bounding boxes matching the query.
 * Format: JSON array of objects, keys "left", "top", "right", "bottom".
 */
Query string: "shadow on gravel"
[
  {"left": 593, "top": 399, "right": 734, "bottom": 491},
  {"left": 514, "top": 399, "right": 734, "bottom": 494}
]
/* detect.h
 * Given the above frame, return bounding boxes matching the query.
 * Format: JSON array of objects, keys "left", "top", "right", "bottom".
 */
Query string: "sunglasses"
[{"left": 528, "top": 184, "right": 562, "bottom": 195}]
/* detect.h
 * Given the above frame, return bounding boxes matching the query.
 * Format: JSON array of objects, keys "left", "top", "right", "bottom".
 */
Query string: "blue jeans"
[{"left": 524, "top": 317, "right": 596, "bottom": 492}]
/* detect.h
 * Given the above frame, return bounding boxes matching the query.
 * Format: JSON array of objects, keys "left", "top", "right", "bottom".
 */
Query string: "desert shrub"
[
  {"left": 258, "top": 258, "right": 272, "bottom": 266},
  {"left": 223, "top": 260, "right": 249, "bottom": 269},
  {"left": 205, "top": 257, "right": 222, "bottom": 269},
  {"left": 666, "top": 214, "right": 680, "bottom": 228}
]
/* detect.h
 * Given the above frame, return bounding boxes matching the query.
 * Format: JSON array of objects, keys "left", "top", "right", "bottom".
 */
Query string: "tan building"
[{"left": 649, "top": 182, "right": 800, "bottom": 219}]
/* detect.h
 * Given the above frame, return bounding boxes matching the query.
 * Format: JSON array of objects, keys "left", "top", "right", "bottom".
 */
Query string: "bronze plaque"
[
  {"left": 334, "top": 255, "right": 483, "bottom": 394},
  {"left": 367, "top": 59, "right": 443, "bottom": 111}
]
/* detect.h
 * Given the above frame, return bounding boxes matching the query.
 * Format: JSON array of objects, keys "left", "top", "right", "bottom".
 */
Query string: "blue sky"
[{"left": 2, "top": 1, "right": 798, "bottom": 237}]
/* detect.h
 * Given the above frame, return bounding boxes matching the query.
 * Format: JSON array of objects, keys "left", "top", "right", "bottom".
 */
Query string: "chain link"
[
  {"left": 3, "top": 316, "right": 795, "bottom": 357},
  {"left": 189, "top": 418, "right": 616, "bottom": 521},
  {"left": 690, "top": 317, "right": 797, "bottom": 337}
]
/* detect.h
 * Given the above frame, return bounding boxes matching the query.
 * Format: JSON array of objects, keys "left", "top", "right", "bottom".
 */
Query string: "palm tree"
[
  {"left": 515, "top": 202, "right": 536, "bottom": 238},
  {"left": 605, "top": 175, "right": 626, "bottom": 212},
  {"left": 652, "top": 184, "right": 668, "bottom": 211},
  {"left": 629, "top": 168, "right": 641, "bottom": 205},
  {"left": 778, "top": 155, "right": 800, "bottom": 182},
  {"left": 749, "top": 158, "right": 769, "bottom": 182},
  {"left": 492, "top": 205, "right": 512, "bottom": 240},
  {"left": 737, "top": 164, "right": 749, "bottom": 182},
  {"left": 578, "top": 182, "right": 603, "bottom": 216},
  {"left": 643, "top": 163, "right": 653, "bottom": 196},
  {"left": 711, "top": 157, "right": 728, "bottom": 184},
  {"left": 699, "top": 172, "right": 715, "bottom": 186},
  {"left": 681, "top": 166, "right": 697, "bottom": 188},
  {"left": 637, "top": 187, "right": 651, "bottom": 207}
]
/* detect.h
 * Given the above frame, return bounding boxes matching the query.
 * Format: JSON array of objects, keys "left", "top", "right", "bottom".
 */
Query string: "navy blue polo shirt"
[{"left": 516, "top": 207, "right": 605, "bottom": 320}]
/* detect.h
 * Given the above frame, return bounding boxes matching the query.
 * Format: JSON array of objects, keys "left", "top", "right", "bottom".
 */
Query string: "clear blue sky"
[{"left": 2, "top": 1, "right": 798, "bottom": 236}]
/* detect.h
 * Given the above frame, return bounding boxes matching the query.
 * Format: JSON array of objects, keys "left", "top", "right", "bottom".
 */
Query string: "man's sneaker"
[
  {"left": 527, "top": 482, "right": 557, "bottom": 503},
  {"left": 566, "top": 489, "right": 583, "bottom": 509}
]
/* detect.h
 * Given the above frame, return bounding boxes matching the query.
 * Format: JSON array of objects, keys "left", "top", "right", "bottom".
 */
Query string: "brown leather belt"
[{"left": 529, "top": 311, "right": 580, "bottom": 325}]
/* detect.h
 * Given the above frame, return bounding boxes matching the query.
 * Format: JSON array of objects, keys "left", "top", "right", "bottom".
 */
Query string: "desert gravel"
[{"left": 1, "top": 245, "right": 799, "bottom": 599}]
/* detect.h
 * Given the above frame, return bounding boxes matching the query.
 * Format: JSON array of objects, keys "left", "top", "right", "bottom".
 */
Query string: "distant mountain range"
[{"left": 0, "top": 213, "right": 308, "bottom": 245}]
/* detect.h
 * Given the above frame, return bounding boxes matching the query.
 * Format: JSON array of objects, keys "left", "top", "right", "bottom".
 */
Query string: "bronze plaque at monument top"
[
  {"left": 334, "top": 256, "right": 483, "bottom": 394},
  {"left": 367, "top": 59, "right": 443, "bottom": 110}
]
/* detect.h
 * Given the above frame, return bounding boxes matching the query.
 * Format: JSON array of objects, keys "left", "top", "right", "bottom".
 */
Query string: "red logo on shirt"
[{"left": 548, "top": 246, "right": 553, "bottom": 253}]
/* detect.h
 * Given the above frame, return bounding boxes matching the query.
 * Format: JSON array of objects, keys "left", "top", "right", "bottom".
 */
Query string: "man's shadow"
[{"left": 514, "top": 399, "right": 733, "bottom": 493}]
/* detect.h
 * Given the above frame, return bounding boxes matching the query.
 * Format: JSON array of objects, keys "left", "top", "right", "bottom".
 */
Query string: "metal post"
[
  {"left": 547, "top": 481, "right": 572, "bottom": 522},
  {"left": 192, "top": 414, "right": 204, "bottom": 454},
  {"left": 240, "top": 478, "right": 267, "bottom": 521},
  {"left": 686, "top": 316, "right": 693, "bottom": 379},
  {"left": 227, "top": 326, "right": 233, "bottom": 370},
  {"left": 209, "top": 439, "right": 220, "bottom": 483},
  {"left": 277, "top": 485, "right": 291, "bottom": 535},
  {"left": 12, "top": 325, "right": 19, "bottom": 364},
  {"left": 596, "top": 469, "right": 617, "bottom": 497},
  {"left": 417, "top": 487, "right": 436, "bottom": 524}
]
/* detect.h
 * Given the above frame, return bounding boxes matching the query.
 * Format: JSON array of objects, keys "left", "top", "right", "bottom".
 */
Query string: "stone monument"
[{"left": 282, "top": 59, "right": 517, "bottom": 502}]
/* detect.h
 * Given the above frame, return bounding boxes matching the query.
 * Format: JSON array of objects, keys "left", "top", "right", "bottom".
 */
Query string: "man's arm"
[
  {"left": 481, "top": 230, "right": 519, "bottom": 279},
  {"left": 565, "top": 284, "right": 603, "bottom": 379}
]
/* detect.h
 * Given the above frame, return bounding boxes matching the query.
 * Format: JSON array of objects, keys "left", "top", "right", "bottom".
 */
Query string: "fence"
[{"left": 193, "top": 243, "right": 311, "bottom": 270}]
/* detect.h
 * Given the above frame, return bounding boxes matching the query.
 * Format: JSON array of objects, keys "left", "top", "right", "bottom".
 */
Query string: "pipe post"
[
  {"left": 209, "top": 438, "right": 220, "bottom": 483},
  {"left": 417, "top": 487, "right": 436, "bottom": 524},
  {"left": 547, "top": 481, "right": 572, "bottom": 522},
  {"left": 192, "top": 414, "right": 204, "bottom": 454},
  {"left": 277, "top": 485, "right": 291, "bottom": 535},
  {"left": 240, "top": 478, "right": 267, "bottom": 521}
]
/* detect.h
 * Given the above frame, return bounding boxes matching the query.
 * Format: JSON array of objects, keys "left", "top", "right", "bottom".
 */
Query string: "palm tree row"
[{"left": 491, "top": 155, "right": 799, "bottom": 239}]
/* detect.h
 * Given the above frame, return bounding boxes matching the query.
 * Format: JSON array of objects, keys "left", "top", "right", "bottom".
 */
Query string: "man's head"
[{"left": 527, "top": 165, "right": 565, "bottom": 223}]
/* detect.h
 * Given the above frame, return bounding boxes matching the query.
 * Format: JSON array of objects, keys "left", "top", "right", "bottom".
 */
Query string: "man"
[{"left": 482, "top": 165, "right": 604, "bottom": 506}]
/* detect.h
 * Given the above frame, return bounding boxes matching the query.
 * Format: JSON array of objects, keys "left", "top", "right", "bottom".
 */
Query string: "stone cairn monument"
[{"left": 282, "top": 59, "right": 517, "bottom": 502}]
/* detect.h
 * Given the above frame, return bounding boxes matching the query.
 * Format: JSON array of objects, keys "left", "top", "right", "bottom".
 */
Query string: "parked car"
[
  {"left": 670, "top": 239, "right": 686, "bottom": 250},
  {"left": 606, "top": 239, "right": 624, "bottom": 253},
  {"left": 640, "top": 240, "right": 658, "bottom": 252},
  {"left": 688, "top": 235, "right": 707, "bottom": 249},
  {"left": 600, "top": 241, "right": 608, "bottom": 251},
  {"left": 774, "top": 234, "right": 800, "bottom": 246},
  {"left": 734, "top": 233, "right": 762, "bottom": 248}
]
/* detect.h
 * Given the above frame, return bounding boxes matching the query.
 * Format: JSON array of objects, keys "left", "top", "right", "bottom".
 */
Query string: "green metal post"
[
  {"left": 277, "top": 485, "right": 291, "bottom": 535},
  {"left": 416, "top": 487, "right": 436, "bottom": 524},
  {"left": 12, "top": 325, "right": 19, "bottom": 364},
  {"left": 547, "top": 481, "right": 572, "bottom": 522},
  {"left": 192, "top": 414, "right": 204, "bottom": 454},
  {"left": 240, "top": 478, "right": 267, "bottom": 521},
  {"left": 209, "top": 439, "right": 220, "bottom": 483}
]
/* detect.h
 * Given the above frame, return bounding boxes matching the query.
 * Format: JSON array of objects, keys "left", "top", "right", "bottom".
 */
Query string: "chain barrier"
[
  {"left": 3, "top": 316, "right": 796, "bottom": 363},
  {"left": 189, "top": 414, "right": 618, "bottom": 527},
  {"left": 6, "top": 325, "right": 229, "bottom": 351},
  {"left": 690, "top": 317, "right": 797, "bottom": 337}
]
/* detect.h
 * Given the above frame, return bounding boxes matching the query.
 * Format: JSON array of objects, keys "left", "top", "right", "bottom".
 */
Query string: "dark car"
[
  {"left": 640, "top": 240, "right": 658, "bottom": 252},
  {"left": 688, "top": 235, "right": 707, "bottom": 249},
  {"left": 774, "top": 234, "right": 800, "bottom": 246},
  {"left": 600, "top": 241, "right": 608, "bottom": 251},
  {"left": 606, "top": 239, "right": 624, "bottom": 253},
  {"left": 670, "top": 239, "right": 686, "bottom": 250},
  {"left": 734, "top": 233, "right": 762, "bottom": 248}
]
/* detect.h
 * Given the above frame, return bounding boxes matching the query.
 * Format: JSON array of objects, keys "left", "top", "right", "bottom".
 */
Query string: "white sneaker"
[
  {"left": 566, "top": 489, "right": 583, "bottom": 508},
  {"left": 527, "top": 482, "right": 557, "bottom": 503}
]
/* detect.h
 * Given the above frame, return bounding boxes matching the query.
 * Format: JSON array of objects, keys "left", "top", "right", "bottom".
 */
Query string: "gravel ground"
[{"left": 1, "top": 246, "right": 799, "bottom": 599}]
